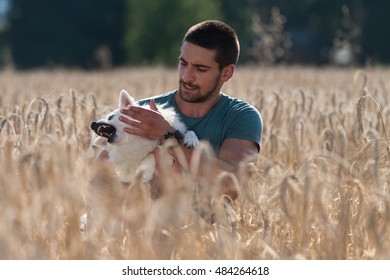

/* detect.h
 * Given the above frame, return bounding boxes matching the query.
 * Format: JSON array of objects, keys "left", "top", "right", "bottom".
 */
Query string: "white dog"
[{"left": 90, "top": 89, "right": 199, "bottom": 183}]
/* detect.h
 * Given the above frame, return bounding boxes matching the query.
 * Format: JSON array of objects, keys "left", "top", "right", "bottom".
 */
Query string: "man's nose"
[{"left": 182, "top": 66, "right": 195, "bottom": 82}]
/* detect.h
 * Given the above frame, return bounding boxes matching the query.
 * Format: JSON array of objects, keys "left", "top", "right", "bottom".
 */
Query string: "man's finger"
[
  {"left": 150, "top": 99, "right": 158, "bottom": 111},
  {"left": 123, "top": 126, "right": 145, "bottom": 137}
]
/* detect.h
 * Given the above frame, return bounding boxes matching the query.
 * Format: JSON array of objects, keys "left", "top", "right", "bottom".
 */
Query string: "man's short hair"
[{"left": 183, "top": 20, "right": 240, "bottom": 70}]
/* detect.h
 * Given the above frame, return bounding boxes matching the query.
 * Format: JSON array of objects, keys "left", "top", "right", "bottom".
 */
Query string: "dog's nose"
[{"left": 91, "top": 122, "right": 98, "bottom": 131}]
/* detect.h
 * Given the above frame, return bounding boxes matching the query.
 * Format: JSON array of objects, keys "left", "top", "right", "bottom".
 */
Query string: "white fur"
[{"left": 92, "top": 90, "right": 199, "bottom": 182}]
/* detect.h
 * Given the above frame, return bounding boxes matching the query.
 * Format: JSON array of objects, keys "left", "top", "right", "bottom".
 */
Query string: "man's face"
[{"left": 178, "top": 42, "right": 223, "bottom": 103}]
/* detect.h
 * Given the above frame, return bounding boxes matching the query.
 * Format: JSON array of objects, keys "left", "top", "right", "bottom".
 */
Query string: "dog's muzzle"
[{"left": 91, "top": 122, "right": 117, "bottom": 143}]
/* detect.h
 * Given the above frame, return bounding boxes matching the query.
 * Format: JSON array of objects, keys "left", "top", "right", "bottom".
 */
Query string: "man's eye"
[{"left": 197, "top": 67, "right": 207, "bottom": 72}]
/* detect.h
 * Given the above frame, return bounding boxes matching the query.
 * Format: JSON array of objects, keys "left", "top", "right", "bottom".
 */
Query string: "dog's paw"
[{"left": 184, "top": 130, "right": 199, "bottom": 148}]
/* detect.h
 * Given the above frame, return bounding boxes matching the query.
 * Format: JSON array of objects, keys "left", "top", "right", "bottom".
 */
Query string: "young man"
[{"left": 119, "top": 20, "right": 263, "bottom": 200}]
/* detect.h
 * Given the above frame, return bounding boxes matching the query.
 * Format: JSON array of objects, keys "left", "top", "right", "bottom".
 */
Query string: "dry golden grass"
[{"left": 0, "top": 66, "right": 389, "bottom": 260}]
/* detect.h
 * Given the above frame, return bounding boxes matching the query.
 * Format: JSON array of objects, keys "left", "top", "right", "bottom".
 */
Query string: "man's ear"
[
  {"left": 221, "top": 64, "right": 235, "bottom": 82},
  {"left": 119, "top": 89, "right": 136, "bottom": 108}
]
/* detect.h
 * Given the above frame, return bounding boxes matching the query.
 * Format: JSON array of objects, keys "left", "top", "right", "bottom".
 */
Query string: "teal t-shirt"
[{"left": 138, "top": 90, "right": 263, "bottom": 154}]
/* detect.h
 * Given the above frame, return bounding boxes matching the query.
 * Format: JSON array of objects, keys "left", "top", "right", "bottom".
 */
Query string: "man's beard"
[{"left": 178, "top": 76, "right": 220, "bottom": 104}]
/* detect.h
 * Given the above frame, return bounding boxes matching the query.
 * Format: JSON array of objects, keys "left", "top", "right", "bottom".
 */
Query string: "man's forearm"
[{"left": 168, "top": 143, "right": 251, "bottom": 201}]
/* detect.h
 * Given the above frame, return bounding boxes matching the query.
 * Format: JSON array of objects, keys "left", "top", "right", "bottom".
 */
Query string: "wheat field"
[{"left": 0, "top": 66, "right": 389, "bottom": 260}]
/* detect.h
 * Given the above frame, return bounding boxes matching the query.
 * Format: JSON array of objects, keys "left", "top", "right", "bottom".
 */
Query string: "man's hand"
[
  {"left": 119, "top": 99, "right": 174, "bottom": 140},
  {"left": 149, "top": 145, "right": 184, "bottom": 199}
]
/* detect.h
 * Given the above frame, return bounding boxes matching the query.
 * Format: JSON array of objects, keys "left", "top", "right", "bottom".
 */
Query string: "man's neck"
[{"left": 175, "top": 91, "right": 221, "bottom": 118}]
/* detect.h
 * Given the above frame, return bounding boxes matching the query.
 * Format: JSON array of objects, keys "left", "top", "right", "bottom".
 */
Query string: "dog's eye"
[{"left": 108, "top": 115, "right": 114, "bottom": 121}]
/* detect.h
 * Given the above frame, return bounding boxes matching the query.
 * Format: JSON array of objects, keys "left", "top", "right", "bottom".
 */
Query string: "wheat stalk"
[
  {"left": 1, "top": 67, "right": 390, "bottom": 259},
  {"left": 356, "top": 94, "right": 390, "bottom": 160}
]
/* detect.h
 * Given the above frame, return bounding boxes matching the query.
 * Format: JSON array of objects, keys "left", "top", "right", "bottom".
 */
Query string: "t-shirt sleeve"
[{"left": 226, "top": 104, "right": 263, "bottom": 151}]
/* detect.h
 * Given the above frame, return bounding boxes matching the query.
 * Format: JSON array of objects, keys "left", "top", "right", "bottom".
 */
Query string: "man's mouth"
[{"left": 181, "top": 82, "right": 199, "bottom": 91}]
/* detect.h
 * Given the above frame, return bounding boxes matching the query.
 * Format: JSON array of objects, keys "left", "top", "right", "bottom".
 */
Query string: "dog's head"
[
  {"left": 91, "top": 90, "right": 137, "bottom": 148},
  {"left": 91, "top": 90, "right": 161, "bottom": 182}
]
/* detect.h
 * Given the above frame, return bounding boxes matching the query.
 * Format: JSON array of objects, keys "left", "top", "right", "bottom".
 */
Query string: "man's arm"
[
  {"left": 206, "top": 138, "right": 259, "bottom": 200},
  {"left": 120, "top": 102, "right": 260, "bottom": 200},
  {"left": 219, "top": 138, "right": 259, "bottom": 167},
  {"left": 165, "top": 138, "right": 258, "bottom": 201}
]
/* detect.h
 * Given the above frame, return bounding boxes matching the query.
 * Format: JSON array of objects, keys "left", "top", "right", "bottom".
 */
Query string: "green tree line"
[{"left": 0, "top": 0, "right": 389, "bottom": 69}]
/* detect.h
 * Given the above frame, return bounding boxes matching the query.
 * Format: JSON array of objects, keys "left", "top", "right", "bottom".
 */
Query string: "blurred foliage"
[
  {"left": 124, "top": 0, "right": 221, "bottom": 65},
  {"left": 6, "top": 0, "right": 126, "bottom": 69},
  {"left": 1, "top": 0, "right": 390, "bottom": 69},
  {"left": 248, "top": 7, "right": 292, "bottom": 65}
]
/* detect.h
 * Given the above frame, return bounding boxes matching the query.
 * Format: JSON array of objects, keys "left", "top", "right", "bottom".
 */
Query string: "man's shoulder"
[
  {"left": 137, "top": 90, "right": 176, "bottom": 105},
  {"left": 220, "top": 93, "right": 261, "bottom": 115},
  {"left": 219, "top": 93, "right": 263, "bottom": 131}
]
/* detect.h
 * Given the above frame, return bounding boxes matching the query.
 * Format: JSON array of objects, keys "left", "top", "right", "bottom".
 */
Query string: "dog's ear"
[{"left": 119, "top": 89, "right": 136, "bottom": 108}]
